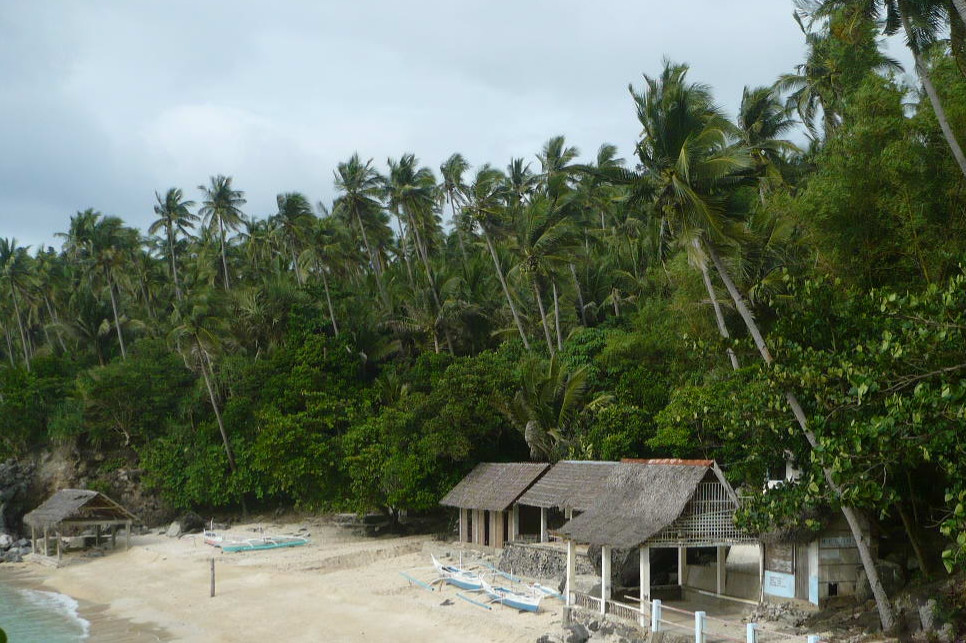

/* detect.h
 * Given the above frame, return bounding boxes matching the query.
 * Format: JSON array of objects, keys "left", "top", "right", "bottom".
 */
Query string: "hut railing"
[{"left": 570, "top": 590, "right": 603, "bottom": 613}]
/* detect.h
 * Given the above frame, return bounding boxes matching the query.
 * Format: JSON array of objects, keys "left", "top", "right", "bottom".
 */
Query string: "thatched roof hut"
[
  {"left": 516, "top": 460, "right": 617, "bottom": 512},
  {"left": 440, "top": 463, "right": 549, "bottom": 511},
  {"left": 557, "top": 459, "right": 751, "bottom": 549},
  {"left": 24, "top": 489, "right": 138, "bottom": 531}
]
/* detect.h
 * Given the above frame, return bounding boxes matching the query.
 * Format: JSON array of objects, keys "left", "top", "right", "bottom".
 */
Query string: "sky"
[{"left": 0, "top": 1, "right": 827, "bottom": 248}]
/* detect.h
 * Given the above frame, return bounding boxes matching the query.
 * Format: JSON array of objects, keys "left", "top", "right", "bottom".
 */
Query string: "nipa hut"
[
  {"left": 557, "top": 459, "right": 756, "bottom": 610},
  {"left": 516, "top": 460, "right": 618, "bottom": 542},
  {"left": 23, "top": 489, "right": 138, "bottom": 561},
  {"left": 440, "top": 463, "right": 549, "bottom": 548}
]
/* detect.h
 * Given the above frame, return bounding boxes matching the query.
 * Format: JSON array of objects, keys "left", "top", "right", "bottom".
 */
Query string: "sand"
[{"left": 15, "top": 519, "right": 562, "bottom": 642}]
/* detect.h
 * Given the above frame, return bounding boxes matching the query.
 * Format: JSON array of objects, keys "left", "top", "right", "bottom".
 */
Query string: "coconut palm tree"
[
  {"left": 333, "top": 154, "right": 389, "bottom": 297},
  {"left": 272, "top": 192, "right": 315, "bottom": 285},
  {"left": 440, "top": 153, "right": 472, "bottom": 263},
  {"left": 198, "top": 175, "right": 246, "bottom": 291},
  {"left": 738, "top": 86, "right": 801, "bottom": 198},
  {"left": 0, "top": 238, "right": 33, "bottom": 369},
  {"left": 150, "top": 188, "right": 197, "bottom": 300}
]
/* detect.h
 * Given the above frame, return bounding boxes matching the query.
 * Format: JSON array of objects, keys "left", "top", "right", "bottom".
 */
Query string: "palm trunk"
[
  {"left": 570, "top": 263, "right": 588, "bottom": 326},
  {"left": 44, "top": 297, "right": 66, "bottom": 353},
  {"left": 482, "top": 228, "right": 531, "bottom": 350},
  {"left": 9, "top": 285, "right": 30, "bottom": 371},
  {"left": 292, "top": 247, "right": 303, "bottom": 286},
  {"left": 449, "top": 192, "right": 469, "bottom": 266},
  {"left": 198, "top": 346, "right": 237, "bottom": 473},
  {"left": 5, "top": 328, "right": 16, "bottom": 367},
  {"left": 904, "top": 14, "right": 966, "bottom": 179},
  {"left": 106, "top": 274, "right": 127, "bottom": 360},
  {"left": 406, "top": 211, "right": 454, "bottom": 352},
  {"left": 394, "top": 210, "right": 415, "bottom": 288},
  {"left": 319, "top": 264, "right": 339, "bottom": 337},
  {"left": 532, "top": 281, "right": 555, "bottom": 356},
  {"left": 696, "top": 240, "right": 740, "bottom": 371},
  {"left": 552, "top": 280, "right": 563, "bottom": 351},
  {"left": 952, "top": 0, "right": 966, "bottom": 29},
  {"left": 219, "top": 218, "right": 231, "bottom": 291},
  {"left": 705, "top": 242, "right": 897, "bottom": 632},
  {"left": 168, "top": 228, "right": 182, "bottom": 301},
  {"left": 354, "top": 212, "right": 389, "bottom": 304}
]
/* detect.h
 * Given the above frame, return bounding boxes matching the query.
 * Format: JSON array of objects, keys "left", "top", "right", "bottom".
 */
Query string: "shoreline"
[{"left": 5, "top": 519, "right": 562, "bottom": 642}]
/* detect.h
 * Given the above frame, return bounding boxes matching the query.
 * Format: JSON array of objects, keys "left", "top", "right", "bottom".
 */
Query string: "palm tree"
[
  {"left": 89, "top": 216, "right": 139, "bottom": 360},
  {"left": 150, "top": 188, "right": 197, "bottom": 301},
  {"left": 631, "top": 58, "right": 897, "bottom": 631},
  {"left": 333, "top": 154, "right": 389, "bottom": 297},
  {"left": 272, "top": 192, "right": 315, "bottom": 285},
  {"left": 169, "top": 288, "right": 238, "bottom": 474},
  {"left": 738, "top": 86, "right": 801, "bottom": 198},
  {"left": 198, "top": 175, "right": 246, "bottom": 291},
  {"left": 0, "top": 238, "right": 32, "bottom": 369},
  {"left": 439, "top": 153, "right": 471, "bottom": 263},
  {"left": 465, "top": 165, "right": 531, "bottom": 350},
  {"left": 816, "top": 0, "right": 966, "bottom": 178},
  {"left": 537, "top": 135, "right": 580, "bottom": 201},
  {"left": 497, "top": 355, "right": 611, "bottom": 461}
]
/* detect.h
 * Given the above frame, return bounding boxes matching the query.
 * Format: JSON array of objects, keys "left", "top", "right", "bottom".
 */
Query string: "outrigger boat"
[
  {"left": 431, "top": 555, "right": 485, "bottom": 591},
  {"left": 204, "top": 530, "right": 309, "bottom": 553},
  {"left": 480, "top": 577, "right": 543, "bottom": 613}
]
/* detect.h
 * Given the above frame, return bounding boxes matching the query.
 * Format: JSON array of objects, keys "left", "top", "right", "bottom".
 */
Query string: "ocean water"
[{"left": 0, "top": 581, "right": 89, "bottom": 642}]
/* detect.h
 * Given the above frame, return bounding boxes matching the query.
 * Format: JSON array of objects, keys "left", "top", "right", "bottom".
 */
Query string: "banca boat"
[
  {"left": 431, "top": 555, "right": 484, "bottom": 591},
  {"left": 204, "top": 530, "right": 309, "bottom": 553}
]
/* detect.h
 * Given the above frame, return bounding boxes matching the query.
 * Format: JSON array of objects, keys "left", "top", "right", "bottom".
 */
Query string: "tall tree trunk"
[
  {"left": 198, "top": 346, "right": 237, "bottom": 473},
  {"left": 43, "top": 296, "right": 68, "bottom": 353},
  {"left": 168, "top": 228, "right": 182, "bottom": 301},
  {"left": 570, "top": 263, "right": 588, "bottom": 326},
  {"left": 9, "top": 285, "right": 30, "bottom": 371},
  {"left": 952, "top": 0, "right": 966, "bottom": 30},
  {"left": 696, "top": 240, "right": 740, "bottom": 371},
  {"left": 394, "top": 210, "right": 415, "bottom": 288},
  {"left": 292, "top": 247, "right": 303, "bottom": 286},
  {"left": 552, "top": 280, "right": 563, "bottom": 351},
  {"left": 4, "top": 328, "right": 16, "bottom": 367},
  {"left": 354, "top": 212, "right": 388, "bottom": 304},
  {"left": 897, "top": 502, "right": 930, "bottom": 580},
  {"left": 406, "top": 211, "right": 454, "bottom": 352},
  {"left": 448, "top": 192, "right": 469, "bottom": 266},
  {"left": 106, "top": 274, "right": 127, "bottom": 361},
  {"left": 319, "top": 264, "right": 339, "bottom": 337},
  {"left": 705, "top": 242, "right": 897, "bottom": 632},
  {"left": 904, "top": 15, "right": 966, "bottom": 180},
  {"left": 532, "top": 281, "right": 555, "bottom": 356},
  {"left": 481, "top": 228, "right": 530, "bottom": 350},
  {"left": 218, "top": 218, "right": 231, "bottom": 291}
]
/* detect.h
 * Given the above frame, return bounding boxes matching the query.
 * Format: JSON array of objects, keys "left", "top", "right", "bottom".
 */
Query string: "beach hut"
[
  {"left": 440, "top": 463, "right": 549, "bottom": 548},
  {"left": 23, "top": 489, "right": 139, "bottom": 561},
  {"left": 557, "top": 459, "right": 756, "bottom": 614},
  {"left": 516, "top": 460, "right": 618, "bottom": 542}
]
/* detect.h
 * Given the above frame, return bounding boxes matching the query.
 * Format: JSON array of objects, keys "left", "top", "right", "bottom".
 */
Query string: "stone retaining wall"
[{"left": 498, "top": 542, "right": 595, "bottom": 580}]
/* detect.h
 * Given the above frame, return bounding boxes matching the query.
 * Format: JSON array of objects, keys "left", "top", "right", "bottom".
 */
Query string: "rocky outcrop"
[{"left": 0, "top": 459, "right": 35, "bottom": 534}]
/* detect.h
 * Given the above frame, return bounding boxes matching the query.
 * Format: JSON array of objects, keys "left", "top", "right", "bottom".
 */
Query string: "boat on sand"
[{"left": 203, "top": 530, "right": 309, "bottom": 553}]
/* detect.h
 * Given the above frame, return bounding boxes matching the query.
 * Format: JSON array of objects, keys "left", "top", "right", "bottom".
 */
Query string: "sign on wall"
[{"left": 764, "top": 571, "right": 795, "bottom": 599}]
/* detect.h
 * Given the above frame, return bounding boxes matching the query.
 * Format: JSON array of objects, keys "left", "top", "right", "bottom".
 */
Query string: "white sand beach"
[{"left": 18, "top": 519, "right": 562, "bottom": 642}]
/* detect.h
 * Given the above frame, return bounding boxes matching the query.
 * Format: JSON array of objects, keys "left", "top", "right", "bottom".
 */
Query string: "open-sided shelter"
[
  {"left": 516, "top": 460, "right": 618, "bottom": 542},
  {"left": 24, "top": 489, "right": 139, "bottom": 560},
  {"left": 557, "top": 459, "right": 756, "bottom": 612},
  {"left": 440, "top": 462, "right": 549, "bottom": 548}
]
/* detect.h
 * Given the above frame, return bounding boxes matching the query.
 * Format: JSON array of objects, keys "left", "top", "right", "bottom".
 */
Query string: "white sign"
[{"left": 764, "top": 571, "right": 795, "bottom": 599}]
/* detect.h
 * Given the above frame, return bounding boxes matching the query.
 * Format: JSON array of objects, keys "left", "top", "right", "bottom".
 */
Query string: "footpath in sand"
[{"left": 24, "top": 518, "right": 563, "bottom": 642}]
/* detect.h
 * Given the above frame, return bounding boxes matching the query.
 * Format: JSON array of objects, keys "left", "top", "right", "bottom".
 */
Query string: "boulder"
[
  {"left": 0, "top": 534, "right": 12, "bottom": 550},
  {"left": 1, "top": 549, "right": 22, "bottom": 563},
  {"left": 179, "top": 512, "right": 205, "bottom": 534},
  {"left": 563, "top": 623, "right": 590, "bottom": 643},
  {"left": 165, "top": 521, "right": 182, "bottom": 538}
]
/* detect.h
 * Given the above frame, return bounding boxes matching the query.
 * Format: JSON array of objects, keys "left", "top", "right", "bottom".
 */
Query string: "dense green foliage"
[{"left": 4, "top": 3, "right": 966, "bottom": 587}]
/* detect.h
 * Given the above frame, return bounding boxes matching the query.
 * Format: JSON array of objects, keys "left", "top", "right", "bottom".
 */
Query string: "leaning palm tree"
[
  {"left": 815, "top": 0, "right": 966, "bottom": 178},
  {"left": 198, "top": 175, "right": 246, "bottom": 291},
  {"left": 150, "top": 187, "right": 197, "bottom": 301},
  {"left": 631, "top": 59, "right": 897, "bottom": 631}
]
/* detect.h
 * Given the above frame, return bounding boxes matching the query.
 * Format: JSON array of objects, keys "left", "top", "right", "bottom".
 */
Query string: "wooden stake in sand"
[{"left": 210, "top": 558, "right": 216, "bottom": 597}]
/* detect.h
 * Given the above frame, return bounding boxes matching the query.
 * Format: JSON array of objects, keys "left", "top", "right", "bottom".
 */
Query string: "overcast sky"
[{"left": 1, "top": 1, "right": 822, "bottom": 248}]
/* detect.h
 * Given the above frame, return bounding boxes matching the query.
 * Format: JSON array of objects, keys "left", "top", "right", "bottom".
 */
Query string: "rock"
[
  {"left": 0, "top": 534, "right": 12, "bottom": 550},
  {"left": 15, "top": 538, "right": 28, "bottom": 548},
  {"left": 1, "top": 549, "right": 22, "bottom": 563},
  {"left": 440, "top": 599, "right": 453, "bottom": 606},
  {"left": 165, "top": 521, "right": 182, "bottom": 538},
  {"left": 587, "top": 619, "right": 600, "bottom": 632},
  {"left": 919, "top": 599, "right": 938, "bottom": 632},
  {"left": 179, "top": 512, "right": 205, "bottom": 534},
  {"left": 563, "top": 623, "right": 590, "bottom": 643},
  {"left": 536, "top": 635, "right": 562, "bottom": 643}
]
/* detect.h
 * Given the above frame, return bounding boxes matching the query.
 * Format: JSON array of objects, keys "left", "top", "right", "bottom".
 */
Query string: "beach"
[{"left": 6, "top": 519, "right": 562, "bottom": 642}]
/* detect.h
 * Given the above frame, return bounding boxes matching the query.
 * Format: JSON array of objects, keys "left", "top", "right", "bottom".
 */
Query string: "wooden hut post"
[
  {"left": 758, "top": 544, "right": 765, "bottom": 603},
  {"left": 511, "top": 504, "right": 520, "bottom": 540},
  {"left": 111, "top": 524, "right": 117, "bottom": 549},
  {"left": 539, "top": 507, "right": 548, "bottom": 543},
  {"left": 600, "top": 545, "right": 611, "bottom": 610},
  {"left": 459, "top": 509, "right": 467, "bottom": 543},
  {"left": 56, "top": 530, "right": 62, "bottom": 561},
  {"left": 678, "top": 546, "right": 688, "bottom": 587},
  {"left": 126, "top": 520, "right": 132, "bottom": 549},
  {"left": 31, "top": 525, "right": 36, "bottom": 555},
  {"left": 43, "top": 527, "right": 49, "bottom": 556},
  {"left": 716, "top": 545, "right": 727, "bottom": 595},
  {"left": 493, "top": 511, "right": 504, "bottom": 549},
  {"left": 565, "top": 539, "right": 575, "bottom": 605},
  {"left": 95, "top": 524, "right": 101, "bottom": 547}
]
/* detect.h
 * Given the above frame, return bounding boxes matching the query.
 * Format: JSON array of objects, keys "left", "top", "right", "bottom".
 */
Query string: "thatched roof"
[
  {"left": 23, "top": 489, "right": 138, "bottom": 530},
  {"left": 440, "top": 463, "right": 550, "bottom": 511},
  {"left": 516, "top": 460, "right": 618, "bottom": 511},
  {"left": 556, "top": 460, "right": 735, "bottom": 548}
]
